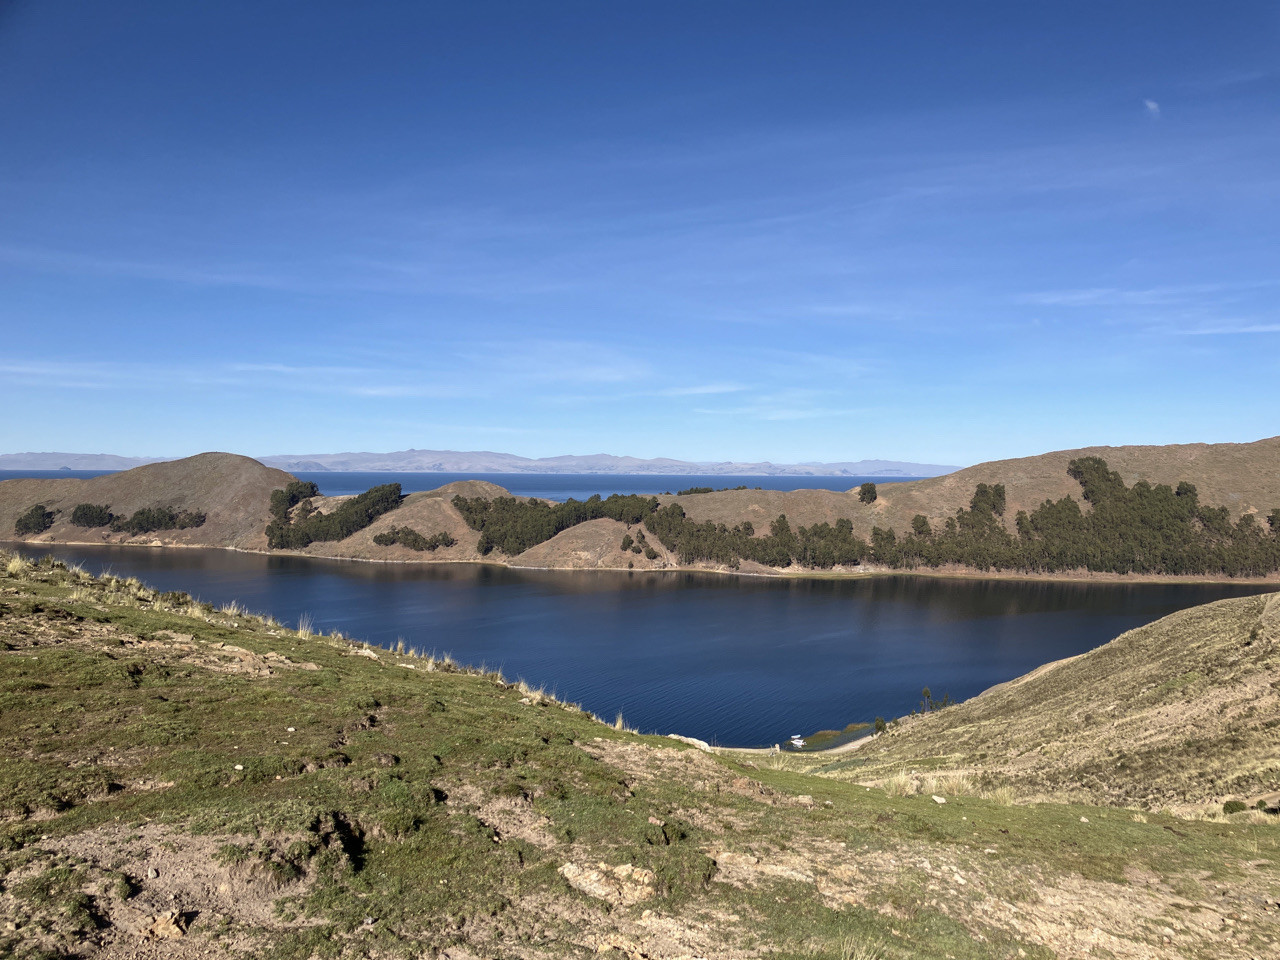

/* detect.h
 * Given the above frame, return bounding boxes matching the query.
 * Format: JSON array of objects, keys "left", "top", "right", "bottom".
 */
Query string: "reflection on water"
[{"left": 13, "top": 543, "right": 1275, "bottom": 748}]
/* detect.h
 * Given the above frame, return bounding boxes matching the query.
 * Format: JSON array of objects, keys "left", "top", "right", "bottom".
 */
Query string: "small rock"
[
  {"left": 932, "top": 795, "right": 947, "bottom": 804},
  {"left": 519, "top": 697, "right": 531, "bottom": 704},
  {"left": 147, "top": 867, "right": 159, "bottom": 879},
  {"left": 796, "top": 795, "right": 814, "bottom": 805},
  {"left": 1080, "top": 816, "right": 1089, "bottom": 823},
  {"left": 146, "top": 909, "right": 185, "bottom": 940},
  {"left": 234, "top": 764, "right": 244, "bottom": 771},
  {"left": 362, "top": 917, "right": 375, "bottom": 926},
  {"left": 648, "top": 816, "right": 665, "bottom": 827},
  {"left": 286, "top": 727, "right": 296, "bottom": 732}
]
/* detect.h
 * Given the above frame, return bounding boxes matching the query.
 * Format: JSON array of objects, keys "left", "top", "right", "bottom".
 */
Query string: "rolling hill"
[{"left": 4, "top": 437, "right": 1280, "bottom": 580}]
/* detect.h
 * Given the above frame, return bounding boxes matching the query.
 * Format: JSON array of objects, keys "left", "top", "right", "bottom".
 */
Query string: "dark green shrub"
[
  {"left": 858, "top": 482, "right": 877, "bottom": 504},
  {"left": 372, "top": 526, "right": 455, "bottom": 551},
  {"left": 111, "top": 507, "right": 206, "bottom": 534},
  {"left": 452, "top": 493, "right": 658, "bottom": 556},
  {"left": 643, "top": 546, "right": 658, "bottom": 560},
  {"left": 1223, "top": 800, "right": 1247, "bottom": 815},
  {"left": 677, "top": 487, "right": 713, "bottom": 496},
  {"left": 14, "top": 505, "right": 54, "bottom": 536},
  {"left": 268, "top": 483, "right": 401, "bottom": 549},
  {"left": 620, "top": 534, "right": 633, "bottom": 551},
  {"left": 70, "top": 503, "right": 113, "bottom": 528},
  {"left": 269, "top": 481, "right": 321, "bottom": 523}
]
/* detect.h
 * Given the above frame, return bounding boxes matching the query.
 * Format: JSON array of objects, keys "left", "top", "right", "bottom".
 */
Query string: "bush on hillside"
[
  {"left": 71, "top": 504, "right": 113, "bottom": 528},
  {"left": 269, "top": 481, "right": 322, "bottom": 524},
  {"left": 14, "top": 505, "right": 55, "bottom": 536},
  {"left": 1223, "top": 800, "right": 1247, "bottom": 815},
  {"left": 267, "top": 483, "right": 402, "bottom": 549},
  {"left": 858, "top": 482, "right": 877, "bottom": 504},
  {"left": 372, "top": 526, "right": 456, "bottom": 552},
  {"left": 452, "top": 493, "right": 658, "bottom": 556},
  {"left": 111, "top": 507, "right": 206, "bottom": 535}
]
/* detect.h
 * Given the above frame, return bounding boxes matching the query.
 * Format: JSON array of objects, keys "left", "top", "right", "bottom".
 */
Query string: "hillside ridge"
[{"left": 4, "top": 437, "right": 1280, "bottom": 581}]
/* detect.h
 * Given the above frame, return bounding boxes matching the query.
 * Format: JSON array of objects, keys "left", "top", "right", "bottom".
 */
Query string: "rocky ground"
[{"left": 0, "top": 550, "right": 1277, "bottom": 959}]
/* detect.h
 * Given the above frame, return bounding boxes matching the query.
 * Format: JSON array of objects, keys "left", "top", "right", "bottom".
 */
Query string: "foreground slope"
[
  {"left": 814, "top": 592, "right": 1280, "bottom": 812},
  {"left": 1, "top": 551, "right": 1278, "bottom": 959}
]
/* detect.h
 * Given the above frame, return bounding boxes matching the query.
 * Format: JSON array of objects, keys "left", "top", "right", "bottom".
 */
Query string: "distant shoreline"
[{"left": 10, "top": 536, "right": 1280, "bottom": 588}]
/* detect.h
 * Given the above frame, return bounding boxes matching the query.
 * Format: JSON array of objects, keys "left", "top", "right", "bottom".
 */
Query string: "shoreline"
[{"left": 8, "top": 536, "right": 1280, "bottom": 588}]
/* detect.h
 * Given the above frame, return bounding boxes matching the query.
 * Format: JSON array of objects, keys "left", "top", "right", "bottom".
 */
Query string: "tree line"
[
  {"left": 445, "top": 458, "right": 1280, "bottom": 577},
  {"left": 266, "top": 482, "right": 402, "bottom": 550},
  {"left": 14, "top": 502, "right": 206, "bottom": 536},
  {"left": 373, "top": 526, "right": 457, "bottom": 552},
  {"left": 452, "top": 493, "right": 658, "bottom": 556}
]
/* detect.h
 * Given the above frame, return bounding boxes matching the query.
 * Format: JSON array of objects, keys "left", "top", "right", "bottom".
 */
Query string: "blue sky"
[{"left": 1, "top": 2, "right": 1277, "bottom": 466}]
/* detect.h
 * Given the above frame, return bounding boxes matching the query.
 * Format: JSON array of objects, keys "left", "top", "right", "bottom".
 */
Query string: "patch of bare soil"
[
  {"left": 445, "top": 782, "right": 558, "bottom": 850},
  {"left": 580, "top": 739, "right": 799, "bottom": 809},
  {"left": 0, "top": 823, "right": 315, "bottom": 959}
]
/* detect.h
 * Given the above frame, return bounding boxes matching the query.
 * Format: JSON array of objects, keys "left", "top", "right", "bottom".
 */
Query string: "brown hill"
[
  {"left": 671, "top": 436, "right": 1280, "bottom": 541},
  {"left": 296, "top": 481, "right": 508, "bottom": 563},
  {"left": 6, "top": 437, "right": 1280, "bottom": 577},
  {"left": 0, "top": 453, "right": 293, "bottom": 551}
]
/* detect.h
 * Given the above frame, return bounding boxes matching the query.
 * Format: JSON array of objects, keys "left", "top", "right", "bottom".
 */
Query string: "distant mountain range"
[
  {"left": 258, "top": 450, "right": 959, "bottom": 477},
  {"left": 0, "top": 449, "right": 959, "bottom": 477},
  {"left": 0, "top": 453, "right": 170, "bottom": 471}
]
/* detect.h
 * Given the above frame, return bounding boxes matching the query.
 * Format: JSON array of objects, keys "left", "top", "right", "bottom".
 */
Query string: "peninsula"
[{"left": 3, "top": 436, "right": 1280, "bottom": 581}]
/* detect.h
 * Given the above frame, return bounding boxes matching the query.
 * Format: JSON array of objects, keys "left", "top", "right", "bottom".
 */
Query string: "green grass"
[{"left": 0, "top": 550, "right": 1277, "bottom": 958}]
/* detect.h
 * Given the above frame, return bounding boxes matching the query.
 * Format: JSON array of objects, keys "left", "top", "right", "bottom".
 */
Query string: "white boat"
[{"left": 789, "top": 737, "right": 806, "bottom": 748}]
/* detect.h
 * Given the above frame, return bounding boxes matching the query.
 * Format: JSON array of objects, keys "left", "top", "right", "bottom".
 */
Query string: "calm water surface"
[
  {"left": 0, "top": 470, "right": 918, "bottom": 502},
  {"left": 16, "top": 544, "right": 1274, "bottom": 747}
]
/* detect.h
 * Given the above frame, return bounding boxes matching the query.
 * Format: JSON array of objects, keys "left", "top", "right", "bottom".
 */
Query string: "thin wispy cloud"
[
  {"left": 1144, "top": 99, "right": 1161, "bottom": 119},
  {"left": 0, "top": 357, "right": 473, "bottom": 399},
  {"left": 657, "top": 383, "right": 745, "bottom": 397},
  {"left": 1018, "top": 281, "right": 1278, "bottom": 308},
  {"left": 1173, "top": 323, "right": 1280, "bottom": 335}
]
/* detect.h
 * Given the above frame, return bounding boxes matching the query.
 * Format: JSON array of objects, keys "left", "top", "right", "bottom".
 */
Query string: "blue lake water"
[
  {"left": 0, "top": 470, "right": 917, "bottom": 502},
  {"left": 15, "top": 543, "right": 1274, "bottom": 749},
  {"left": 288, "top": 473, "right": 919, "bottom": 500}
]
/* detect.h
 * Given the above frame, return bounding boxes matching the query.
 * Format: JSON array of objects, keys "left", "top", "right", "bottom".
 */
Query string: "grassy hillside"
[
  {"left": 795, "top": 592, "right": 1280, "bottom": 815},
  {"left": 671, "top": 436, "right": 1280, "bottom": 543},
  {"left": 0, "top": 454, "right": 293, "bottom": 551},
  {"left": 1, "top": 550, "right": 1278, "bottom": 959}
]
